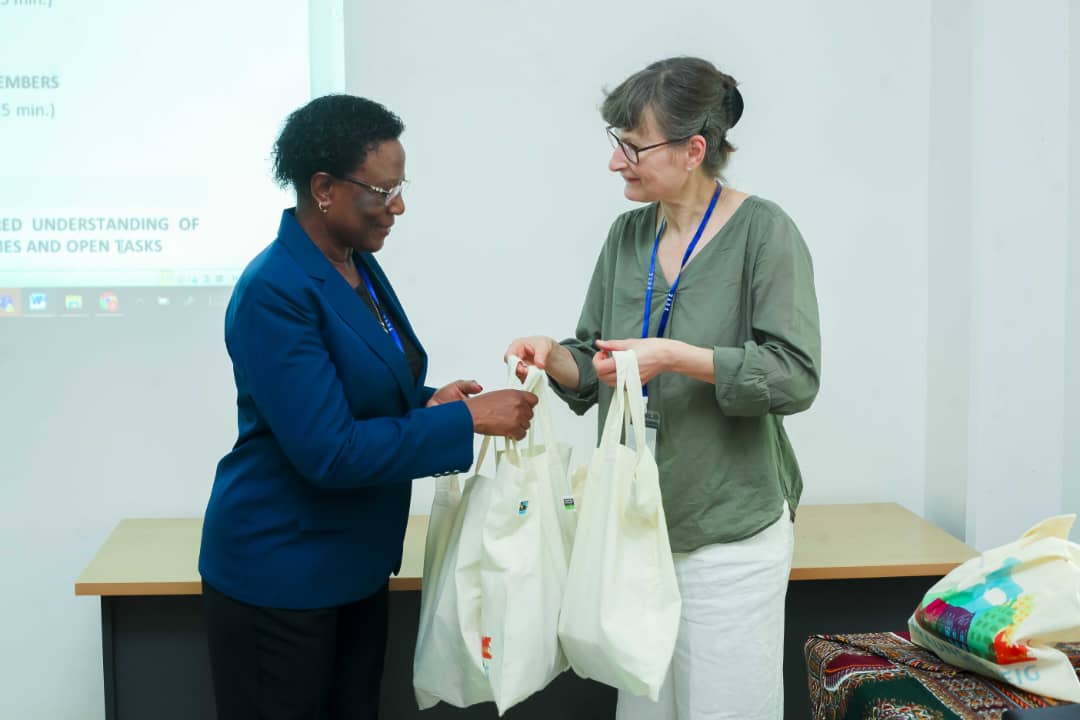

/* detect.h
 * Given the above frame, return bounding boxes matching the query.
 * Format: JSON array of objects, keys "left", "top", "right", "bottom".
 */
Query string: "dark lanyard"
[
  {"left": 358, "top": 265, "right": 404, "bottom": 354},
  {"left": 641, "top": 182, "right": 722, "bottom": 340}
]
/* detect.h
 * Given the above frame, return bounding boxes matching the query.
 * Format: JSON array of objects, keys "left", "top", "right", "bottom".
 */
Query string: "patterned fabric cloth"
[{"left": 805, "top": 631, "right": 1080, "bottom": 719}]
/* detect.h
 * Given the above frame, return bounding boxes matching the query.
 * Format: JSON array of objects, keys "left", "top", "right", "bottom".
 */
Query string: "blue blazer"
[{"left": 199, "top": 210, "right": 474, "bottom": 609}]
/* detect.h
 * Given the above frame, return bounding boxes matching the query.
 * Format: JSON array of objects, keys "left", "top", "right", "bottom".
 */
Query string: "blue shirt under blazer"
[{"left": 199, "top": 210, "right": 474, "bottom": 609}]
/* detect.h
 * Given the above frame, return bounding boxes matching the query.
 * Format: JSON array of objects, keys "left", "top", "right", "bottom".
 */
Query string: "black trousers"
[{"left": 202, "top": 581, "right": 389, "bottom": 720}]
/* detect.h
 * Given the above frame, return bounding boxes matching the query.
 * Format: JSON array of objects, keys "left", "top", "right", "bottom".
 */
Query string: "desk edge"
[
  {"left": 75, "top": 561, "right": 967, "bottom": 597},
  {"left": 76, "top": 576, "right": 425, "bottom": 597},
  {"left": 75, "top": 580, "right": 203, "bottom": 597},
  {"left": 789, "top": 562, "right": 966, "bottom": 581}
]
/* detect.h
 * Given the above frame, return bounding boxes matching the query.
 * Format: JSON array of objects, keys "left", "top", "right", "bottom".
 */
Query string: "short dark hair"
[
  {"left": 601, "top": 57, "right": 743, "bottom": 176},
  {"left": 272, "top": 94, "right": 404, "bottom": 193}
]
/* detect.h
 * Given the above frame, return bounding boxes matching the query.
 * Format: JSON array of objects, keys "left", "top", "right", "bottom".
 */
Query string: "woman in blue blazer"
[{"left": 198, "top": 95, "right": 537, "bottom": 720}]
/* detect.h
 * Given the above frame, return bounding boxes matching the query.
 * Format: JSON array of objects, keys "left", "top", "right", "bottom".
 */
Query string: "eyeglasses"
[
  {"left": 336, "top": 175, "right": 409, "bottom": 206},
  {"left": 606, "top": 126, "right": 698, "bottom": 164}
]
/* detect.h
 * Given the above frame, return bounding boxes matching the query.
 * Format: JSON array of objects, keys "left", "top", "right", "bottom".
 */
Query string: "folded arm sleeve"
[{"left": 713, "top": 211, "right": 821, "bottom": 417}]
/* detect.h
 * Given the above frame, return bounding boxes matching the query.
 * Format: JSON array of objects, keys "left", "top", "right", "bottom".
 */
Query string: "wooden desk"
[
  {"left": 76, "top": 503, "right": 975, "bottom": 598},
  {"left": 75, "top": 503, "right": 976, "bottom": 720},
  {"left": 74, "top": 516, "right": 430, "bottom": 596},
  {"left": 790, "top": 502, "right": 975, "bottom": 580}
]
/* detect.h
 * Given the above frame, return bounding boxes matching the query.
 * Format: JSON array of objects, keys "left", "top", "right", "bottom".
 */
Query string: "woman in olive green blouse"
[{"left": 506, "top": 57, "right": 820, "bottom": 720}]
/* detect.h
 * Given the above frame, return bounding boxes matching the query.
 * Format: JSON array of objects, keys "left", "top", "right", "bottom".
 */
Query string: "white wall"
[
  {"left": 2, "top": 2, "right": 1077, "bottom": 718},
  {"left": 344, "top": 0, "right": 934, "bottom": 517},
  {"left": 0, "top": 317, "right": 236, "bottom": 719},
  {"left": 1067, "top": 0, "right": 1080, "bottom": 542},
  {"left": 965, "top": 1, "right": 1071, "bottom": 549},
  {"left": 925, "top": 0, "right": 974, "bottom": 542},
  {"left": 923, "top": 0, "right": 1078, "bottom": 549}
]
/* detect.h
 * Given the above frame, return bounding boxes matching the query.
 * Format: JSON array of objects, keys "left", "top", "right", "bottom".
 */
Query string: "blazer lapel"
[
  {"left": 358, "top": 253, "right": 429, "bottom": 391},
  {"left": 275, "top": 210, "right": 415, "bottom": 404},
  {"left": 324, "top": 277, "right": 416, "bottom": 398}
]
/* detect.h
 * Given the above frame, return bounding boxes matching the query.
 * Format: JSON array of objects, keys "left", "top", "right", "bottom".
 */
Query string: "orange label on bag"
[{"left": 481, "top": 636, "right": 492, "bottom": 660}]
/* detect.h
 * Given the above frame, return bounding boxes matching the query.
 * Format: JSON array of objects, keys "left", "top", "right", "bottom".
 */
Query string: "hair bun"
[{"left": 725, "top": 85, "right": 744, "bottom": 129}]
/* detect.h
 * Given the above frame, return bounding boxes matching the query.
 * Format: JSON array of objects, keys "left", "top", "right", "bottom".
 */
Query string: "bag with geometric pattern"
[{"left": 909, "top": 515, "right": 1080, "bottom": 702}]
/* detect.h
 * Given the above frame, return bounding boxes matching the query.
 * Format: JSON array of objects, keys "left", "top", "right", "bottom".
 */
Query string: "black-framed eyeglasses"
[
  {"left": 606, "top": 126, "right": 699, "bottom": 164},
  {"left": 335, "top": 175, "right": 409, "bottom": 206}
]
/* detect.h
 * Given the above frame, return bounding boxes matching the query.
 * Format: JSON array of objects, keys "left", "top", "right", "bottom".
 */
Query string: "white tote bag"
[
  {"left": 558, "top": 349, "right": 681, "bottom": 701},
  {"left": 498, "top": 356, "right": 578, "bottom": 562},
  {"left": 908, "top": 514, "right": 1080, "bottom": 702},
  {"left": 480, "top": 358, "right": 574, "bottom": 714},
  {"left": 413, "top": 436, "right": 499, "bottom": 709}
]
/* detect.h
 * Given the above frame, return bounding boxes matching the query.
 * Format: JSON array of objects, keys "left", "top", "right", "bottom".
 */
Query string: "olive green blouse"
[{"left": 550, "top": 195, "right": 821, "bottom": 552}]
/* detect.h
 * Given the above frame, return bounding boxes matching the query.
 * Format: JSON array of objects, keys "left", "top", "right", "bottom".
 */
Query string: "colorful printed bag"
[{"left": 908, "top": 515, "right": 1080, "bottom": 702}]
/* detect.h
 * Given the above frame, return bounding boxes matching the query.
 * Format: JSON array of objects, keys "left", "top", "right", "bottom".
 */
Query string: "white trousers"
[{"left": 616, "top": 507, "right": 795, "bottom": 720}]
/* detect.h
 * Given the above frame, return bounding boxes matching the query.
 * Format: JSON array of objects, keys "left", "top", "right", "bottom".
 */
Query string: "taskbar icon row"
[{"left": 0, "top": 287, "right": 234, "bottom": 317}]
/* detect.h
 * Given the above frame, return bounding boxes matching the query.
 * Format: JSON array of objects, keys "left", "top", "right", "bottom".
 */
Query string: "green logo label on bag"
[
  {"left": 562, "top": 495, "right": 576, "bottom": 511},
  {"left": 517, "top": 500, "right": 529, "bottom": 515}
]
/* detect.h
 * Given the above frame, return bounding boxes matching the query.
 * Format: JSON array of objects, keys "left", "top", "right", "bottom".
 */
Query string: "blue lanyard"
[
  {"left": 358, "top": 265, "right": 405, "bottom": 354},
  {"left": 641, "top": 182, "right": 722, "bottom": 340}
]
